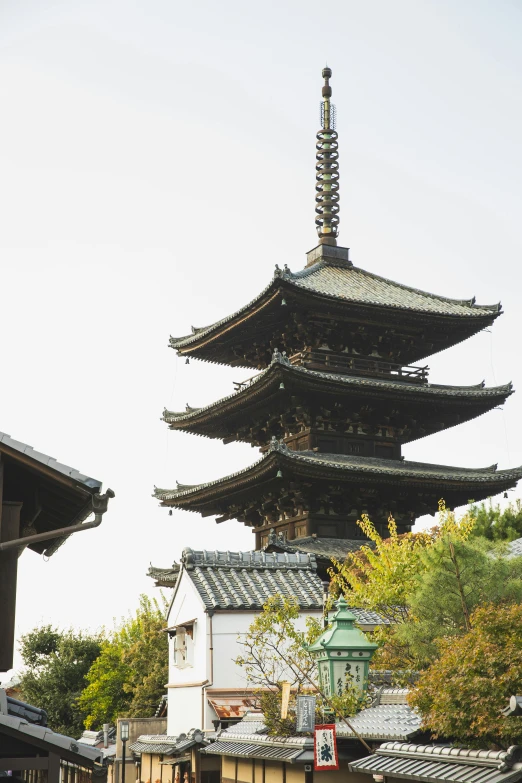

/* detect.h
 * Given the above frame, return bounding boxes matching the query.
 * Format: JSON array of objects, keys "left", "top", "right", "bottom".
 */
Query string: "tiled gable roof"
[
  {"left": 149, "top": 549, "right": 388, "bottom": 624},
  {"left": 179, "top": 548, "right": 323, "bottom": 611}
]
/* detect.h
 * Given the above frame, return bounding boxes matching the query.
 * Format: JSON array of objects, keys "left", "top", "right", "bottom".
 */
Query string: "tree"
[
  {"left": 18, "top": 626, "right": 102, "bottom": 736},
  {"left": 396, "top": 536, "right": 522, "bottom": 666},
  {"left": 329, "top": 503, "right": 475, "bottom": 622},
  {"left": 409, "top": 602, "right": 522, "bottom": 748},
  {"left": 470, "top": 499, "right": 522, "bottom": 542},
  {"left": 235, "top": 595, "right": 365, "bottom": 736},
  {"left": 328, "top": 503, "right": 477, "bottom": 671},
  {"left": 79, "top": 594, "right": 168, "bottom": 728}
]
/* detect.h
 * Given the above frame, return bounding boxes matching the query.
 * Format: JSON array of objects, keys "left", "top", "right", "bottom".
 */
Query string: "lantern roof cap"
[{"left": 308, "top": 596, "right": 379, "bottom": 654}]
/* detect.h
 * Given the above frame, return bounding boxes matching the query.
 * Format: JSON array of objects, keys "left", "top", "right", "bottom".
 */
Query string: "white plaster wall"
[
  {"left": 168, "top": 685, "right": 204, "bottom": 736},
  {"left": 211, "top": 609, "right": 322, "bottom": 689},
  {"left": 167, "top": 571, "right": 208, "bottom": 735}
]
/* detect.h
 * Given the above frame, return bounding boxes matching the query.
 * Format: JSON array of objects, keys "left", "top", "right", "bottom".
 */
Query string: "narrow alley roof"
[{"left": 350, "top": 743, "right": 522, "bottom": 783}]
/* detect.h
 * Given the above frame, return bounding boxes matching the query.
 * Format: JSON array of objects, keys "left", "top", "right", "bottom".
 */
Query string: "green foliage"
[
  {"left": 470, "top": 499, "right": 522, "bottom": 542},
  {"left": 79, "top": 594, "right": 169, "bottom": 728},
  {"left": 409, "top": 603, "right": 522, "bottom": 748},
  {"left": 328, "top": 503, "right": 477, "bottom": 672},
  {"left": 18, "top": 625, "right": 102, "bottom": 736},
  {"left": 235, "top": 595, "right": 365, "bottom": 736},
  {"left": 397, "top": 536, "right": 522, "bottom": 666},
  {"left": 328, "top": 503, "right": 475, "bottom": 624}
]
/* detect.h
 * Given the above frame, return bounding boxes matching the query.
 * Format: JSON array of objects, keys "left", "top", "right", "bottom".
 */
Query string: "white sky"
[{"left": 1, "top": 0, "right": 522, "bottom": 675}]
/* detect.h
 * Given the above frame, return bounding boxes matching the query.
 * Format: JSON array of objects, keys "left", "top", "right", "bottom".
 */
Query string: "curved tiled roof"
[
  {"left": 349, "top": 742, "right": 522, "bottom": 783},
  {"left": 154, "top": 443, "right": 522, "bottom": 503},
  {"left": 170, "top": 260, "right": 500, "bottom": 350},
  {"left": 163, "top": 359, "right": 512, "bottom": 427},
  {"left": 336, "top": 703, "right": 422, "bottom": 740},
  {"left": 291, "top": 261, "right": 499, "bottom": 315},
  {"left": 177, "top": 547, "right": 323, "bottom": 611}
]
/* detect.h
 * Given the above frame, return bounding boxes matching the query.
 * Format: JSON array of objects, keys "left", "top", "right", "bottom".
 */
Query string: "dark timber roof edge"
[
  {"left": 170, "top": 259, "right": 501, "bottom": 351},
  {"left": 154, "top": 441, "right": 522, "bottom": 503},
  {"left": 0, "top": 431, "right": 102, "bottom": 490},
  {"left": 162, "top": 355, "right": 513, "bottom": 426}
]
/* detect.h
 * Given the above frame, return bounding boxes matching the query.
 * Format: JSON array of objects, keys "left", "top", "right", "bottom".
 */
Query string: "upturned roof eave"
[
  {"left": 169, "top": 268, "right": 501, "bottom": 355},
  {"left": 162, "top": 362, "right": 513, "bottom": 430},
  {"left": 153, "top": 446, "right": 522, "bottom": 507}
]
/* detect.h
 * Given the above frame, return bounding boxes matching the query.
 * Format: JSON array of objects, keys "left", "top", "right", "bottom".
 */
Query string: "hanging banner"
[
  {"left": 296, "top": 695, "right": 316, "bottom": 732},
  {"left": 314, "top": 724, "right": 339, "bottom": 771},
  {"left": 281, "top": 681, "right": 291, "bottom": 719}
]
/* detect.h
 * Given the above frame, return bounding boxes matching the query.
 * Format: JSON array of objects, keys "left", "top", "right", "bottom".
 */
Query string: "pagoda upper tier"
[
  {"left": 163, "top": 350, "right": 512, "bottom": 455},
  {"left": 155, "top": 439, "right": 522, "bottom": 548},
  {"left": 170, "top": 245, "right": 501, "bottom": 369}
]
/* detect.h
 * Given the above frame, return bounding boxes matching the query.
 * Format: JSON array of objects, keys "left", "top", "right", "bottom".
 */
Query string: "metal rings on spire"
[{"left": 315, "top": 66, "right": 339, "bottom": 246}]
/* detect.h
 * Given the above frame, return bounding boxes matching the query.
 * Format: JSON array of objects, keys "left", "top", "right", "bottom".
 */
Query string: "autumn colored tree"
[
  {"left": 409, "top": 602, "right": 522, "bottom": 748},
  {"left": 328, "top": 502, "right": 477, "bottom": 671},
  {"left": 328, "top": 502, "right": 475, "bottom": 622},
  {"left": 79, "top": 594, "right": 168, "bottom": 728}
]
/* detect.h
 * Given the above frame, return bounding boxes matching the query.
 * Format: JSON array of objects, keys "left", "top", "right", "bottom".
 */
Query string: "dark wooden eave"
[
  {"left": 154, "top": 441, "right": 522, "bottom": 520},
  {"left": 163, "top": 358, "right": 513, "bottom": 445},
  {"left": 0, "top": 432, "right": 103, "bottom": 557},
  {"left": 169, "top": 260, "right": 501, "bottom": 368}
]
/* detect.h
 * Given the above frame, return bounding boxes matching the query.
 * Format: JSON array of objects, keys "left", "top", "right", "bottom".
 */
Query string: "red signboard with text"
[{"left": 314, "top": 724, "right": 339, "bottom": 771}]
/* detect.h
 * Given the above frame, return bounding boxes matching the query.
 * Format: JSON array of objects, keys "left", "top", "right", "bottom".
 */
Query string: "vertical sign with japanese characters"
[
  {"left": 332, "top": 660, "right": 364, "bottom": 696},
  {"left": 314, "top": 724, "right": 339, "bottom": 771},
  {"left": 296, "top": 695, "right": 316, "bottom": 732}
]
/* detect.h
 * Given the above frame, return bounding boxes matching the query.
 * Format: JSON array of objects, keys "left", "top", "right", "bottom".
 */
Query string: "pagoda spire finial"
[{"left": 315, "top": 66, "right": 340, "bottom": 246}]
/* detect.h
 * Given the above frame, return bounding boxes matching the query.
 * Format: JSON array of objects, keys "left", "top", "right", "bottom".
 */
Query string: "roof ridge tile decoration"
[
  {"left": 160, "top": 546, "right": 388, "bottom": 620},
  {"left": 154, "top": 449, "right": 522, "bottom": 503},
  {"left": 170, "top": 261, "right": 501, "bottom": 351},
  {"left": 162, "top": 361, "right": 513, "bottom": 426},
  {"left": 349, "top": 741, "right": 522, "bottom": 783}
]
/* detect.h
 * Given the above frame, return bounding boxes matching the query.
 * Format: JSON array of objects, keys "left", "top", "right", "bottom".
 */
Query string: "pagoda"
[{"left": 155, "top": 67, "right": 521, "bottom": 551}]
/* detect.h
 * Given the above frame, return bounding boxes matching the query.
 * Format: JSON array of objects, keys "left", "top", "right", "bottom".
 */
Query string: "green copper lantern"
[{"left": 308, "top": 596, "right": 378, "bottom": 704}]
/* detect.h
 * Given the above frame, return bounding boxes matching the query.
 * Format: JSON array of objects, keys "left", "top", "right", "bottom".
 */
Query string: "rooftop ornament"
[
  {"left": 308, "top": 596, "right": 378, "bottom": 713},
  {"left": 316, "top": 66, "right": 340, "bottom": 246}
]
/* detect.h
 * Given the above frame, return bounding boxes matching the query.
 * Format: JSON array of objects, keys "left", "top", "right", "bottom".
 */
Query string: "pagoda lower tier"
[
  {"left": 169, "top": 246, "right": 501, "bottom": 369},
  {"left": 154, "top": 440, "right": 522, "bottom": 549},
  {"left": 163, "top": 353, "right": 512, "bottom": 455}
]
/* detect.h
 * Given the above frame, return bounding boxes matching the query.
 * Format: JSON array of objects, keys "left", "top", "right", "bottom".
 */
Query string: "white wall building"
[{"left": 161, "top": 548, "right": 324, "bottom": 737}]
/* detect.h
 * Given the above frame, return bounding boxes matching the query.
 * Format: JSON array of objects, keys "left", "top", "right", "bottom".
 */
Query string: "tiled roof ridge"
[
  {"left": 375, "top": 742, "right": 522, "bottom": 769},
  {"left": 169, "top": 260, "right": 500, "bottom": 351},
  {"left": 162, "top": 361, "right": 513, "bottom": 424},
  {"left": 154, "top": 447, "right": 522, "bottom": 502},
  {"left": 219, "top": 732, "right": 311, "bottom": 748},
  {"left": 290, "top": 259, "right": 501, "bottom": 312},
  {"left": 180, "top": 547, "right": 317, "bottom": 570}
]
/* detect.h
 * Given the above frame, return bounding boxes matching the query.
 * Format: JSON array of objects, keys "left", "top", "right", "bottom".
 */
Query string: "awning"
[
  {"left": 208, "top": 697, "right": 258, "bottom": 720},
  {"left": 349, "top": 755, "right": 522, "bottom": 783},
  {"left": 204, "top": 741, "right": 308, "bottom": 763}
]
